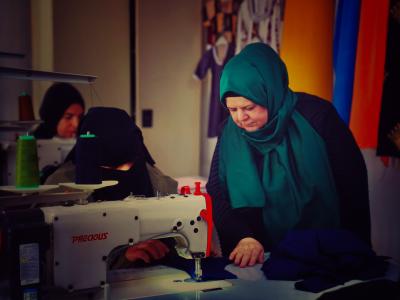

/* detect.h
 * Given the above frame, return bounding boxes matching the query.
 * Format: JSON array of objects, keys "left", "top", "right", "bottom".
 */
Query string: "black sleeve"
[
  {"left": 309, "top": 102, "right": 371, "bottom": 245},
  {"left": 206, "top": 138, "right": 260, "bottom": 256}
]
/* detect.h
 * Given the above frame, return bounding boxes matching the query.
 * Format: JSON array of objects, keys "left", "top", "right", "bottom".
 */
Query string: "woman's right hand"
[
  {"left": 125, "top": 239, "right": 170, "bottom": 263},
  {"left": 229, "top": 237, "right": 264, "bottom": 268}
]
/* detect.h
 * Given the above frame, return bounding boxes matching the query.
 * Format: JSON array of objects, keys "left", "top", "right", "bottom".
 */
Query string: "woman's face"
[
  {"left": 226, "top": 96, "right": 268, "bottom": 132},
  {"left": 56, "top": 103, "right": 84, "bottom": 138}
]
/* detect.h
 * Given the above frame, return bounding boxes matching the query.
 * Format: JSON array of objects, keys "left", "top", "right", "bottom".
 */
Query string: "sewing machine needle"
[{"left": 194, "top": 257, "right": 203, "bottom": 281}]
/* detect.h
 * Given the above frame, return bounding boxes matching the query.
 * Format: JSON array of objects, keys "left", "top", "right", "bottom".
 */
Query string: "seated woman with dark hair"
[{"left": 34, "top": 83, "right": 85, "bottom": 139}]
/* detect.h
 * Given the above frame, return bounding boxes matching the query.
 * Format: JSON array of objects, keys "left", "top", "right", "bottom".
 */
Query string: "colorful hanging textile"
[
  {"left": 235, "top": 0, "right": 283, "bottom": 54},
  {"left": 349, "top": 0, "right": 390, "bottom": 148},
  {"left": 202, "top": 0, "right": 242, "bottom": 47},
  {"left": 332, "top": 0, "right": 361, "bottom": 124},
  {"left": 280, "top": 0, "right": 335, "bottom": 101}
]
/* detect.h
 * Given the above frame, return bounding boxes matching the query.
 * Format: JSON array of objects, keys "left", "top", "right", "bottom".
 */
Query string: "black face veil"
[{"left": 72, "top": 107, "right": 155, "bottom": 200}]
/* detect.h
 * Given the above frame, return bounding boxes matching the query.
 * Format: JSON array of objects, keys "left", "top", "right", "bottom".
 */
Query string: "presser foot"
[{"left": 181, "top": 257, "right": 204, "bottom": 282}]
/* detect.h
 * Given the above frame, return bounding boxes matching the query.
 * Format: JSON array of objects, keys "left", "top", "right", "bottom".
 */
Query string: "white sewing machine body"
[
  {"left": 0, "top": 137, "right": 75, "bottom": 185},
  {"left": 40, "top": 193, "right": 212, "bottom": 292}
]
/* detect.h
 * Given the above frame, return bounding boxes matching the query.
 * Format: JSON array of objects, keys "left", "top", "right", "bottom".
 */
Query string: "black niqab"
[{"left": 71, "top": 107, "right": 155, "bottom": 200}]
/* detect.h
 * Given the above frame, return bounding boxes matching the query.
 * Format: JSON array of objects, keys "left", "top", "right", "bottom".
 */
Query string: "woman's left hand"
[{"left": 229, "top": 237, "right": 264, "bottom": 268}]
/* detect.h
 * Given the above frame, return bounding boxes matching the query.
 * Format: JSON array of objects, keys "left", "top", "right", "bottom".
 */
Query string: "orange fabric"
[
  {"left": 217, "top": 12, "right": 224, "bottom": 33},
  {"left": 280, "top": 0, "right": 334, "bottom": 101},
  {"left": 349, "top": 0, "right": 389, "bottom": 148}
]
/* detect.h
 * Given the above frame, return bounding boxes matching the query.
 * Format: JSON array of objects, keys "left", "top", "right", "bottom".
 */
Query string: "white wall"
[
  {"left": 136, "top": 0, "right": 202, "bottom": 177},
  {"left": 0, "top": 0, "right": 32, "bottom": 123},
  {"left": 53, "top": 0, "right": 131, "bottom": 113},
  {"left": 199, "top": 73, "right": 217, "bottom": 178},
  {"left": 31, "top": 0, "right": 53, "bottom": 117},
  {"left": 363, "top": 149, "right": 400, "bottom": 263}
]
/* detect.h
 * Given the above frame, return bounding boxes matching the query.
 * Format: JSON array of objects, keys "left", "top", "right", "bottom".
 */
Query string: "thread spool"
[
  {"left": 18, "top": 92, "right": 35, "bottom": 121},
  {"left": 15, "top": 134, "right": 40, "bottom": 188},
  {"left": 75, "top": 132, "right": 101, "bottom": 184}
]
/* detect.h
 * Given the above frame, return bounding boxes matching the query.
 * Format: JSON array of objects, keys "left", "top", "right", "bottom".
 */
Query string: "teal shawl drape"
[{"left": 219, "top": 43, "right": 340, "bottom": 245}]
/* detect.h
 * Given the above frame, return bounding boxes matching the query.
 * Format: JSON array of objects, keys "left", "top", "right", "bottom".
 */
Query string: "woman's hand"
[
  {"left": 229, "top": 237, "right": 264, "bottom": 268},
  {"left": 125, "top": 239, "right": 170, "bottom": 263}
]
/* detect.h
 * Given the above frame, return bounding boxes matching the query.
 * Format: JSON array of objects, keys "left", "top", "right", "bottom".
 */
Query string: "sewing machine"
[
  {"left": 1, "top": 192, "right": 214, "bottom": 299},
  {"left": 0, "top": 137, "right": 75, "bottom": 185}
]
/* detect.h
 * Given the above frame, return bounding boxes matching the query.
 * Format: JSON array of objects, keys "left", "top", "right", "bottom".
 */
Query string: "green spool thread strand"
[
  {"left": 16, "top": 135, "right": 40, "bottom": 188},
  {"left": 80, "top": 133, "right": 96, "bottom": 138}
]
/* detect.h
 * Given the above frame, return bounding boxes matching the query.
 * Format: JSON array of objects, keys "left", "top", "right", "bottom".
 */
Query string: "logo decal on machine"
[{"left": 72, "top": 232, "right": 109, "bottom": 244}]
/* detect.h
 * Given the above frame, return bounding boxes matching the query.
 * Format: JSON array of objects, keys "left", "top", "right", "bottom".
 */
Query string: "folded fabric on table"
[
  {"left": 316, "top": 279, "right": 400, "bottom": 300},
  {"left": 262, "top": 229, "right": 389, "bottom": 293}
]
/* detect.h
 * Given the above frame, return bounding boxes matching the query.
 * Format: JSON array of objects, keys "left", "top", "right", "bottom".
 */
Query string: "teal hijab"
[{"left": 219, "top": 43, "right": 340, "bottom": 245}]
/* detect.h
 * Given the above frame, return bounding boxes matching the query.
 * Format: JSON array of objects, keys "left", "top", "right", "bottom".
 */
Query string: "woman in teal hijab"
[{"left": 207, "top": 43, "right": 370, "bottom": 267}]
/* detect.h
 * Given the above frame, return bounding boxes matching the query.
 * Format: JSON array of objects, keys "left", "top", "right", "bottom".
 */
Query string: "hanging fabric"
[
  {"left": 280, "top": 0, "right": 335, "bottom": 101},
  {"left": 376, "top": 0, "right": 400, "bottom": 158},
  {"left": 235, "top": 0, "right": 283, "bottom": 54},
  {"left": 332, "top": 0, "right": 361, "bottom": 124},
  {"left": 202, "top": 0, "right": 242, "bottom": 47},
  {"left": 349, "top": 0, "right": 390, "bottom": 148},
  {"left": 194, "top": 41, "right": 235, "bottom": 137}
]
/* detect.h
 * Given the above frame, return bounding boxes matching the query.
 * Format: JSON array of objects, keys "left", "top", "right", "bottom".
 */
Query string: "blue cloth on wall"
[
  {"left": 332, "top": 0, "right": 361, "bottom": 124},
  {"left": 262, "top": 229, "right": 388, "bottom": 293}
]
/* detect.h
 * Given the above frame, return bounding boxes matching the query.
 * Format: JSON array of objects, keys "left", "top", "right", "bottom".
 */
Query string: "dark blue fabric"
[
  {"left": 262, "top": 229, "right": 388, "bottom": 293},
  {"left": 163, "top": 256, "right": 237, "bottom": 281},
  {"left": 316, "top": 279, "right": 400, "bottom": 300}
]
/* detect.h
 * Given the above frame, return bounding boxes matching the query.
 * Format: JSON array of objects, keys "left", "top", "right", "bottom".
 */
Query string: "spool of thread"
[
  {"left": 75, "top": 132, "right": 101, "bottom": 184},
  {"left": 15, "top": 135, "right": 40, "bottom": 188},
  {"left": 18, "top": 92, "right": 35, "bottom": 121}
]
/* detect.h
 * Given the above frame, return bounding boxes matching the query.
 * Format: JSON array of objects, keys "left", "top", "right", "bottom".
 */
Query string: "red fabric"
[
  {"left": 380, "top": 156, "right": 390, "bottom": 167},
  {"left": 349, "top": 0, "right": 390, "bottom": 148}
]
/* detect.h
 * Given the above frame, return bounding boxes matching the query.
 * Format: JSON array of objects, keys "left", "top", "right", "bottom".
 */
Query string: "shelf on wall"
[
  {"left": 0, "top": 120, "right": 42, "bottom": 132},
  {"left": 0, "top": 66, "right": 97, "bottom": 84},
  {"left": 0, "top": 51, "right": 25, "bottom": 59}
]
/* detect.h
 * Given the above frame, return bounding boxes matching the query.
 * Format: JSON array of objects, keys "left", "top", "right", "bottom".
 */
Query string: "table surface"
[
  {"left": 1, "top": 257, "right": 398, "bottom": 300},
  {"left": 93, "top": 258, "right": 400, "bottom": 300}
]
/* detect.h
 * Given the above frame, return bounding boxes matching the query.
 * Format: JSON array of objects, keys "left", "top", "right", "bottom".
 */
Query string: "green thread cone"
[{"left": 15, "top": 135, "right": 40, "bottom": 188}]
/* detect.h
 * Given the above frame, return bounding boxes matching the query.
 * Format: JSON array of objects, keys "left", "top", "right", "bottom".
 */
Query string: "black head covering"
[
  {"left": 33, "top": 83, "right": 85, "bottom": 139},
  {"left": 69, "top": 107, "right": 155, "bottom": 200},
  {"left": 75, "top": 107, "right": 155, "bottom": 167}
]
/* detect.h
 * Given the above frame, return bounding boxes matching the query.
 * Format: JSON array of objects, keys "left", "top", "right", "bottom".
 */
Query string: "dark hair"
[
  {"left": 222, "top": 91, "right": 242, "bottom": 107},
  {"left": 34, "top": 83, "right": 85, "bottom": 138}
]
